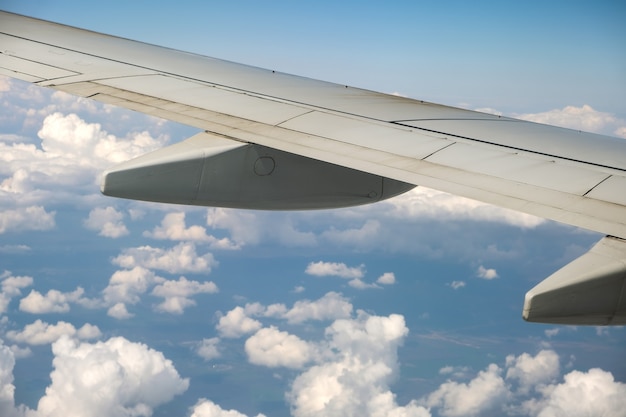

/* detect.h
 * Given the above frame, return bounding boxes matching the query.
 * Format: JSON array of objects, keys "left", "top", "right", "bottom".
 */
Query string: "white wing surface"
[{"left": 1, "top": 11, "right": 624, "bottom": 325}]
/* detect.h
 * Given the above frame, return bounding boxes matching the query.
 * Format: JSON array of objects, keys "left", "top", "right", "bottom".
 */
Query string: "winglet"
[{"left": 523, "top": 236, "right": 626, "bottom": 325}]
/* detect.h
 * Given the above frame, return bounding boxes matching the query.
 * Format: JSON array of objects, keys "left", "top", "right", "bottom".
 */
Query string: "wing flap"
[
  {"left": 0, "top": 53, "right": 78, "bottom": 81},
  {"left": 424, "top": 142, "right": 610, "bottom": 195},
  {"left": 401, "top": 119, "right": 626, "bottom": 171}
]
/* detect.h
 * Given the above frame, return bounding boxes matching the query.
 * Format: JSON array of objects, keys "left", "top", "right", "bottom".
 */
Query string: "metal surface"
[
  {"left": 101, "top": 132, "right": 415, "bottom": 209},
  {"left": 523, "top": 236, "right": 626, "bottom": 325},
  {"left": 1, "top": 10, "right": 624, "bottom": 239},
  {"left": 2, "top": 11, "right": 626, "bottom": 325}
]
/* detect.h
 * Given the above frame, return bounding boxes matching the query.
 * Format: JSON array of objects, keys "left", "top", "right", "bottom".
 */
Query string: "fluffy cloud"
[
  {"left": 505, "top": 350, "right": 560, "bottom": 394},
  {"left": 19, "top": 287, "right": 85, "bottom": 314},
  {"left": 6, "top": 320, "right": 101, "bottom": 345},
  {"left": 0, "top": 108, "right": 168, "bottom": 207},
  {"left": 112, "top": 243, "right": 217, "bottom": 274},
  {"left": 347, "top": 278, "right": 380, "bottom": 290},
  {"left": 233, "top": 292, "right": 354, "bottom": 325},
  {"left": 517, "top": 104, "right": 626, "bottom": 138},
  {"left": 280, "top": 292, "right": 353, "bottom": 324},
  {"left": 320, "top": 219, "right": 381, "bottom": 246},
  {"left": 522, "top": 368, "right": 626, "bottom": 417},
  {"left": 476, "top": 265, "right": 498, "bottom": 280},
  {"left": 0, "top": 206, "right": 55, "bottom": 234},
  {"left": 107, "top": 303, "right": 134, "bottom": 320},
  {"left": 424, "top": 364, "right": 508, "bottom": 416},
  {"left": 83, "top": 207, "right": 128, "bottom": 238},
  {"left": 206, "top": 208, "right": 316, "bottom": 248},
  {"left": 145, "top": 212, "right": 238, "bottom": 249},
  {"left": 421, "top": 349, "right": 626, "bottom": 417},
  {"left": 386, "top": 187, "right": 544, "bottom": 229},
  {"left": 245, "top": 327, "right": 313, "bottom": 369},
  {"left": 376, "top": 272, "right": 396, "bottom": 285},
  {"left": 190, "top": 399, "right": 267, "bottom": 417},
  {"left": 196, "top": 338, "right": 221, "bottom": 361},
  {"left": 101, "top": 267, "right": 164, "bottom": 307},
  {"left": 151, "top": 276, "right": 218, "bottom": 314},
  {"left": 28, "top": 336, "right": 189, "bottom": 417},
  {"left": 0, "top": 341, "right": 18, "bottom": 417},
  {"left": 305, "top": 262, "right": 365, "bottom": 279},
  {"left": 95, "top": 268, "right": 218, "bottom": 317},
  {"left": 286, "top": 313, "right": 427, "bottom": 417},
  {"left": 0, "top": 272, "right": 33, "bottom": 313},
  {"left": 216, "top": 306, "right": 263, "bottom": 338},
  {"left": 37, "top": 112, "right": 166, "bottom": 165}
]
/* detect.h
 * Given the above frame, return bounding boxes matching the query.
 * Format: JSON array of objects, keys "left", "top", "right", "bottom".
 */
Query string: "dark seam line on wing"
[
  {"left": 421, "top": 142, "right": 456, "bottom": 160},
  {"left": 0, "top": 51, "right": 80, "bottom": 77},
  {"left": 583, "top": 175, "right": 612, "bottom": 197},
  {"left": 392, "top": 122, "right": 626, "bottom": 174}
]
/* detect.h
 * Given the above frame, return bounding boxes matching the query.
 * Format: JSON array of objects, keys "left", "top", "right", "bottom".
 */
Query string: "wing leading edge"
[{"left": 1, "top": 11, "right": 625, "bottom": 325}]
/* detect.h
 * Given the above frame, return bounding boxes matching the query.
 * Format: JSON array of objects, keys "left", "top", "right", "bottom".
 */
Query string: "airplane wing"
[{"left": 1, "top": 11, "right": 625, "bottom": 325}]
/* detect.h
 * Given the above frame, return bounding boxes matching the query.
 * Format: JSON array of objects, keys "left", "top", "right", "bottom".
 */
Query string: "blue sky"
[{"left": 0, "top": 2, "right": 625, "bottom": 417}]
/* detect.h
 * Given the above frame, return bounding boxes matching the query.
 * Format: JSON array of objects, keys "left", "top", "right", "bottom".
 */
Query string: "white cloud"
[
  {"left": 76, "top": 323, "right": 102, "bottom": 340},
  {"left": 505, "top": 350, "right": 560, "bottom": 394},
  {"left": 206, "top": 208, "right": 262, "bottom": 246},
  {"left": 145, "top": 212, "right": 238, "bottom": 249},
  {"left": 0, "top": 341, "right": 18, "bottom": 417},
  {"left": 421, "top": 350, "right": 626, "bottom": 417},
  {"left": 387, "top": 187, "right": 544, "bottom": 229},
  {"left": 423, "top": 363, "right": 508, "bottom": 417},
  {"left": 37, "top": 112, "right": 164, "bottom": 164},
  {"left": 517, "top": 104, "right": 626, "bottom": 137},
  {"left": 376, "top": 272, "right": 396, "bottom": 285},
  {"left": 151, "top": 276, "right": 218, "bottom": 314},
  {"left": 522, "top": 368, "right": 626, "bottom": 417},
  {"left": 190, "top": 399, "right": 267, "bottom": 417},
  {"left": 544, "top": 328, "right": 560, "bottom": 338},
  {"left": 29, "top": 336, "right": 188, "bottom": 417},
  {"left": 101, "top": 266, "right": 164, "bottom": 307},
  {"left": 281, "top": 292, "right": 353, "bottom": 324},
  {"left": 83, "top": 206, "right": 128, "bottom": 238},
  {"left": 19, "top": 287, "right": 85, "bottom": 314},
  {"left": 439, "top": 365, "right": 471, "bottom": 379},
  {"left": 6, "top": 320, "right": 101, "bottom": 345},
  {"left": 0, "top": 110, "right": 168, "bottom": 208},
  {"left": 321, "top": 219, "right": 381, "bottom": 246},
  {"left": 245, "top": 327, "right": 313, "bottom": 369},
  {"left": 216, "top": 306, "right": 263, "bottom": 338},
  {"left": 206, "top": 208, "right": 316, "bottom": 248},
  {"left": 0, "top": 206, "right": 55, "bottom": 234},
  {"left": 305, "top": 261, "right": 365, "bottom": 279},
  {"left": 112, "top": 243, "right": 217, "bottom": 274},
  {"left": 449, "top": 281, "right": 466, "bottom": 290},
  {"left": 0, "top": 272, "right": 33, "bottom": 314},
  {"left": 196, "top": 338, "right": 221, "bottom": 361},
  {"left": 107, "top": 302, "right": 134, "bottom": 320},
  {"left": 476, "top": 265, "right": 498, "bottom": 280},
  {"left": 347, "top": 278, "right": 380, "bottom": 290},
  {"left": 231, "top": 292, "right": 353, "bottom": 326},
  {"left": 287, "top": 312, "right": 427, "bottom": 417}
]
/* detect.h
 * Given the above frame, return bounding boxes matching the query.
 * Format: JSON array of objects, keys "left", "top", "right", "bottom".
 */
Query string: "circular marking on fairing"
[
  {"left": 368, "top": 191, "right": 378, "bottom": 198},
  {"left": 254, "top": 156, "right": 275, "bottom": 176}
]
